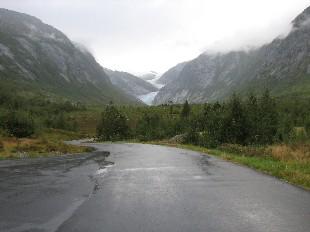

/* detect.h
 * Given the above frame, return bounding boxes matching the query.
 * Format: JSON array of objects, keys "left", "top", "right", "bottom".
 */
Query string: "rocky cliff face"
[
  {"left": 0, "top": 9, "right": 139, "bottom": 105},
  {"left": 157, "top": 62, "right": 187, "bottom": 85},
  {"left": 154, "top": 51, "right": 255, "bottom": 104},
  {"left": 154, "top": 6, "right": 310, "bottom": 104}
]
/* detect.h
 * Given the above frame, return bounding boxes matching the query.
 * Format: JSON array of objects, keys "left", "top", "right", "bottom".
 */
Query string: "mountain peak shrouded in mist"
[
  {"left": 0, "top": 8, "right": 141, "bottom": 105},
  {"left": 1, "top": 4, "right": 310, "bottom": 106},
  {"left": 292, "top": 5, "right": 310, "bottom": 28},
  {"left": 154, "top": 5, "right": 310, "bottom": 105},
  {"left": 0, "top": 8, "right": 71, "bottom": 46},
  {"left": 1, "top": 1, "right": 309, "bottom": 74}
]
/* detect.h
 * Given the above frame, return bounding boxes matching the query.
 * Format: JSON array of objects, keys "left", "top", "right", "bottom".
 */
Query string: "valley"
[{"left": 0, "top": 4, "right": 309, "bottom": 232}]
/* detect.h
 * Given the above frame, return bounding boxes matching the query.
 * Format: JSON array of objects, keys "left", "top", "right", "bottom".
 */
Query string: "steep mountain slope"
[
  {"left": 154, "top": 6, "right": 310, "bottom": 104},
  {"left": 0, "top": 9, "right": 139, "bottom": 105},
  {"left": 157, "top": 62, "right": 187, "bottom": 85},
  {"left": 104, "top": 68, "right": 158, "bottom": 98},
  {"left": 154, "top": 51, "right": 261, "bottom": 104}
]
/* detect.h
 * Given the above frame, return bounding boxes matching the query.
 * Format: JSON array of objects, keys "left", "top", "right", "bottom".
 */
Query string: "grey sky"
[{"left": 0, "top": 0, "right": 309, "bottom": 74}]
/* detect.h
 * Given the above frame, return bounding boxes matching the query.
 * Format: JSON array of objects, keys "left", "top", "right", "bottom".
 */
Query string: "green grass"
[{"left": 145, "top": 141, "right": 310, "bottom": 190}]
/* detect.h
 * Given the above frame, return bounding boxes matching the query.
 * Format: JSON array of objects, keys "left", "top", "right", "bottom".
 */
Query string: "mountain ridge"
[
  {"left": 104, "top": 68, "right": 158, "bottom": 99},
  {"left": 154, "top": 6, "right": 310, "bottom": 105},
  {"left": 0, "top": 8, "right": 140, "bottom": 105}
]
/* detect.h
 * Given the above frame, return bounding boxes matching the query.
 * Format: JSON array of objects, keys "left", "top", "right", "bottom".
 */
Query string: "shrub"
[
  {"left": 0, "top": 140, "right": 4, "bottom": 152},
  {"left": 180, "top": 100, "right": 191, "bottom": 119},
  {"left": 305, "top": 118, "right": 310, "bottom": 135},
  {"left": 290, "top": 127, "right": 308, "bottom": 143},
  {"left": 5, "top": 111, "right": 35, "bottom": 138},
  {"left": 183, "top": 129, "right": 199, "bottom": 145},
  {"left": 136, "top": 113, "right": 165, "bottom": 141},
  {"left": 97, "top": 105, "right": 129, "bottom": 141},
  {"left": 0, "top": 128, "right": 7, "bottom": 137},
  {"left": 45, "top": 113, "right": 77, "bottom": 131},
  {"left": 223, "top": 94, "right": 248, "bottom": 145},
  {"left": 0, "top": 110, "right": 6, "bottom": 130}
]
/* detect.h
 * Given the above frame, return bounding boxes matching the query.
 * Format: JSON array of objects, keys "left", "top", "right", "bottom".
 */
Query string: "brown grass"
[
  {"left": 268, "top": 143, "right": 310, "bottom": 163},
  {"left": 0, "top": 130, "right": 93, "bottom": 159}
]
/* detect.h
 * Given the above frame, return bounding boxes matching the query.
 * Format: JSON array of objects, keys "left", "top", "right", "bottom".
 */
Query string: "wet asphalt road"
[{"left": 0, "top": 143, "right": 309, "bottom": 232}]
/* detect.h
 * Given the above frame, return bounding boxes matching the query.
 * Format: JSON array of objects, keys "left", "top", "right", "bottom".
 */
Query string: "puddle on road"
[
  {"left": 197, "top": 155, "right": 213, "bottom": 176},
  {"left": 89, "top": 156, "right": 114, "bottom": 195},
  {"left": 96, "top": 164, "right": 114, "bottom": 175},
  {"left": 119, "top": 166, "right": 175, "bottom": 172},
  {"left": 96, "top": 168, "right": 108, "bottom": 175}
]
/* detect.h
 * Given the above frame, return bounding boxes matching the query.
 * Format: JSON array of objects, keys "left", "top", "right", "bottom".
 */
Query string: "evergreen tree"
[
  {"left": 181, "top": 100, "right": 191, "bottom": 118},
  {"left": 136, "top": 113, "right": 163, "bottom": 140},
  {"left": 223, "top": 94, "right": 248, "bottom": 144},
  {"left": 202, "top": 102, "right": 225, "bottom": 147},
  {"left": 55, "top": 113, "right": 66, "bottom": 130},
  {"left": 97, "top": 105, "right": 129, "bottom": 141},
  {"left": 258, "top": 89, "right": 278, "bottom": 144},
  {"left": 246, "top": 93, "right": 260, "bottom": 144}
]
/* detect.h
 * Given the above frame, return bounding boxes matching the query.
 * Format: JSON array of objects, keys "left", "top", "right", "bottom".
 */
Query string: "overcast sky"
[{"left": 0, "top": 0, "right": 309, "bottom": 75}]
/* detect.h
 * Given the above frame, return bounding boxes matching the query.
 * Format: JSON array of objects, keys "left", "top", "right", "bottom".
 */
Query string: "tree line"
[{"left": 97, "top": 90, "right": 310, "bottom": 147}]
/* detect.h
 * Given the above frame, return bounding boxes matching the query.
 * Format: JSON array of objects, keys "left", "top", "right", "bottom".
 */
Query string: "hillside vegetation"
[
  {"left": 0, "top": 85, "right": 93, "bottom": 158},
  {"left": 96, "top": 91, "right": 310, "bottom": 189},
  {"left": 0, "top": 8, "right": 140, "bottom": 105}
]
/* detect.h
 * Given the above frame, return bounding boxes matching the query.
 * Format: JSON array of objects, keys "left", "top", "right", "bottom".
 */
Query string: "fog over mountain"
[
  {"left": 1, "top": 0, "right": 309, "bottom": 74},
  {"left": 154, "top": 6, "right": 310, "bottom": 104},
  {"left": 104, "top": 68, "right": 158, "bottom": 104},
  {"left": 0, "top": 8, "right": 140, "bottom": 105},
  {"left": 1, "top": 1, "right": 310, "bottom": 106}
]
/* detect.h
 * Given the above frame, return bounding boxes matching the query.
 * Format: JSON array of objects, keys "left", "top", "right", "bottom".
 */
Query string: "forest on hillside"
[{"left": 97, "top": 90, "right": 310, "bottom": 147}]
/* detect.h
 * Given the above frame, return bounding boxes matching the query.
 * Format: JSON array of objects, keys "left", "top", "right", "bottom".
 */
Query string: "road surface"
[{"left": 0, "top": 143, "right": 309, "bottom": 232}]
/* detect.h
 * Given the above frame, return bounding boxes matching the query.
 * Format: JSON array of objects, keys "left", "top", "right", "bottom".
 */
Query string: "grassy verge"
[
  {"left": 0, "top": 129, "right": 94, "bottom": 159},
  {"left": 145, "top": 141, "right": 310, "bottom": 190}
]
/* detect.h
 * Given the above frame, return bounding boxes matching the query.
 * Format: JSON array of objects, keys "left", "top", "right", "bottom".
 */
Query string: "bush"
[
  {"left": 5, "top": 111, "right": 35, "bottom": 138},
  {"left": 45, "top": 113, "right": 78, "bottom": 131},
  {"left": 0, "top": 128, "right": 7, "bottom": 137},
  {"left": 183, "top": 129, "right": 200, "bottom": 145},
  {"left": 199, "top": 131, "right": 220, "bottom": 148},
  {"left": 97, "top": 105, "right": 129, "bottom": 141},
  {"left": 0, "top": 140, "right": 4, "bottom": 152},
  {"left": 305, "top": 118, "right": 310, "bottom": 135},
  {"left": 0, "top": 111, "right": 5, "bottom": 130},
  {"left": 136, "top": 113, "right": 165, "bottom": 141},
  {"left": 289, "top": 127, "right": 308, "bottom": 143}
]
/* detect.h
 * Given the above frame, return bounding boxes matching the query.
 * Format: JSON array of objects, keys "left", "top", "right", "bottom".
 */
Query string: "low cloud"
[{"left": 0, "top": 0, "right": 309, "bottom": 73}]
